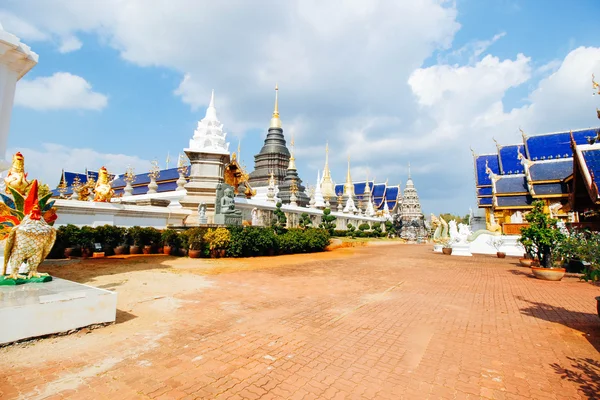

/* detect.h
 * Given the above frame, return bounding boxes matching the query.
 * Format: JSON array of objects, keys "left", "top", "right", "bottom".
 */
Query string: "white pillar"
[{"left": 0, "top": 25, "right": 38, "bottom": 171}]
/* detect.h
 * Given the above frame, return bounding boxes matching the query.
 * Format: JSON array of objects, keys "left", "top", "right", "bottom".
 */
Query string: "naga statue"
[
  {"left": 4, "top": 152, "right": 31, "bottom": 195},
  {"left": 431, "top": 214, "right": 450, "bottom": 244},
  {"left": 94, "top": 166, "right": 115, "bottom": 202},
  {"left": 1, "top": 180, "right": 57, "bottom": 282}
]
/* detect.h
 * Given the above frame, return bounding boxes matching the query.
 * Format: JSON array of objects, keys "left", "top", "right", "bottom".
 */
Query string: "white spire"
[
  {"left": 314, "top": 170, "right": 325, "bottom": 208},
  {"left": 188, "top": 90, "right": 229, "bottom": 154}
]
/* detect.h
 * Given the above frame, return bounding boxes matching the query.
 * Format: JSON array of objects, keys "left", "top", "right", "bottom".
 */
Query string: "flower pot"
[
  {"left": 81, "top": 248, "right": 92, "bottom": 259},
  {"left": 219, "top": 249, "right": 226, "bottom": 257},
  {"left": 531, "top": 266, "right": 566, "bottom": 281},
  {"left": 210, "top": 249, "right": 217, "bottom": 258},
  {"left": 114, "top": 245, "right": 127, "bottom": 255},
  {"left": 130, "top": 245, "right": 141, "bottom": 255},
  {"left": 519, "top": 258, "right": 534, "bottom": 267},
  {"left": 188, "top": 249, "right": 201, "bottom": 259},
  {"left": 496, "top": 252, "right": 506, "bottom": 258},
  {"left": 142, "top": 245, "right": 152, "bottom": 255},
  {"left": 163, "top": 245, "right": 172, "bottom": 255},
  {"left": 442, "top": 248, "right": 452, "bottom": 255},
  {"left": 596, "top": 297, "right": 600, "bottom": 320},
  {"left": 64, "top": 247, "right": 76, "bottom": 258},
  {"left": 178, "top": 248, "right": 188, "bottom": 257}
]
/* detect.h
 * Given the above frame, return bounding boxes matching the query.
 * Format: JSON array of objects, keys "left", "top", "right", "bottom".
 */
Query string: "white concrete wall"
[{"left": 54, "top": 199, "right": 190, "bottom": 228}]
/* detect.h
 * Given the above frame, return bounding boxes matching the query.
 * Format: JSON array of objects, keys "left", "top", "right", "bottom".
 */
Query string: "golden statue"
[
  {"left": 224, "top": 155, "right": 255, "bottom": 199},
  {"left": 4, "top": 152, "right": 31, "bottom": 195},
  {"left": 94, "top": 166, "right": 115, "bottom": 202}
]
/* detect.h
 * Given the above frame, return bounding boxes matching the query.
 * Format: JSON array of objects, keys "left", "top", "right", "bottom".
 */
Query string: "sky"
[{"left": 2, "top": 0, "right": 600, "bottom": 215}]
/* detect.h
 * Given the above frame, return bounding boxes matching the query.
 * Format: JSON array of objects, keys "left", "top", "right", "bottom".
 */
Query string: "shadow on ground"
[
  {"left": 115, "top": 309, "right": 137, "bottom": 324},
  {"left": 551, "top": 357, "right": 600, "bottom": 399},
  {"left": 517, "top": 297, "right": 600, "bottom": 353},
  {"left": 39, "top": 256, "right": 171, "bottom": 284}
]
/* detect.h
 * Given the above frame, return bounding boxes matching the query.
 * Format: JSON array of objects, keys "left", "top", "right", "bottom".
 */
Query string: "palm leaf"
[
  {"left": 39, "top": 192, "right": 53, "bottom": 211},
  {"left": 0, "top": 193, "right": 15, "bottom": 209},
  {"left": 7, "top": 187, "right": 24, "bottom": 213}
]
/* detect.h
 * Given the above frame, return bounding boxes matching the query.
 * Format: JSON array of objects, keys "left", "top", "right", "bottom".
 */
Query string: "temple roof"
[
  {"left": 498, "top": 144, "right": 525, "bottom": 174},
  {"left": 474, "top": 154, "right": 499, "bottom": 187},
  {"left": 496, "top": 194, "right": 532, "bottom": 208},
  {"left": 494, "top": 175, "right": 528, "bottom": 195},
  {"left": 527, "top": 159, "right": 573, "bottom": 181},
  {"left": 524, "top": 128, "right": 595, "bottom": 161},
  {"left": 531, "top": 182, "right": 567, "bottom": 196},
  {"left": 51, "top": 170, "right": 98, "bottom": 196}
]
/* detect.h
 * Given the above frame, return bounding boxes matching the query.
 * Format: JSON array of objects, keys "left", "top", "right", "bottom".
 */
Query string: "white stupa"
[
  {"left": 314, "top": 170, "right": 325, "bottom": 208},
  {"left": 364, "top": 173, "right": 375, "bottom": 217},
  {"left": 188, "top": 90, "right": 229, "bottom": 154}
]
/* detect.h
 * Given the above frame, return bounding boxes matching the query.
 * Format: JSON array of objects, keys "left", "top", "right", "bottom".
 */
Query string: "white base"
[
  {"left": 469, "top": 234, "right": 522, "bottom": 256},
  {"left": 433, "top": 244, "right": 443, "bottom": 253},
  {"left": 0, "top": 277, "right": 117, "bottom": 345},
  {"left": 451, "top": 243, "right": 472, "bottom": 257}
]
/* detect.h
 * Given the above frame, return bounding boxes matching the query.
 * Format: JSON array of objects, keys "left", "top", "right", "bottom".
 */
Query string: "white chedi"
[
  {"left": 314, "top": 170, "right": 325, "bottom": 208},
  {"left": 343, "top": 195, "right": 357, "bottom": 214},
  {"left": 188, "top": 90, "right": 229, "bottom": 154}
]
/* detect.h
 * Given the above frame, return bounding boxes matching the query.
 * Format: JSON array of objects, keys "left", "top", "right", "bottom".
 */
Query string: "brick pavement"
[{"left": 1, "top": 244, "right": 599, "bottom": 399}]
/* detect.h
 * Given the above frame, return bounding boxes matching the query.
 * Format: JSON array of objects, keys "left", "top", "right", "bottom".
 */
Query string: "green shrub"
[
  {"left": 141, "top": 227, "right": 161, "bottom": 246},
  {"left": 272, "top": 202, "right": 287, "bottom": 234},
  {"left": 78, "top": 226, "right": 96, "bottom": 250},
  {"left": 299, "top": 212, "right": 312, "bottom": 229},
  {"left": 332, "top": 229, "right": 347, "bottom": 237},
  {"left": 185, "top": 227, "right": 208, "bottom": 250},
  {"left": 128, "top": 226, "right": 144, "bottom": 246},
  {"left": 319, "top": 208, "right": 336, "bottom": 234},
  {"left": 226, "top": 226, "right": 278, "bottom": 257},
  {"left": 161, "top": 229, "right": 179, "bottom": 247}
]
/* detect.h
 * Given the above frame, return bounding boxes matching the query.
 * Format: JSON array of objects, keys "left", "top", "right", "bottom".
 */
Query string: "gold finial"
[
  {"left": 270, "top": 84, "right": 281, "bottom": 128},
  {"left": 288, "top": 133, "right": 296, "bottom": 170},
  {"left": 492, "top": 137, "right": 499, "bottom": 148},
  {"left": 470, "top": 146, "right": 476, "bottom": 157},
  {"left": 519, "top": 127, "right": 527, "bottom": 139}
]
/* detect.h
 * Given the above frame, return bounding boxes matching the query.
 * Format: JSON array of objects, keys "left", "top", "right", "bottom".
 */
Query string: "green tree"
[
  {"left": 319, "top": 208, "right": 337, "bottom": 235},
  {"left": 519, "top": 200, "right": 565, "bottom": 268},
  {"left": 271, "top": 202, "right": 287, "bottom": 234},
  {"left": 299, "top": 212, "right": 312, "bottom": 229}
]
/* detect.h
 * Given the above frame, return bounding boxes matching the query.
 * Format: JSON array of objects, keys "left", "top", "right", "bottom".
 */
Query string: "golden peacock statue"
[{"left": 1, "top": 178, "right": 58, "bottom": 282}]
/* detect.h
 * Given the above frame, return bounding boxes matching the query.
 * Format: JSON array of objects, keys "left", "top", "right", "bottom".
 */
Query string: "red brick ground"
[{"left": 1, "top": 244, "right": 599, "bottom": 399}]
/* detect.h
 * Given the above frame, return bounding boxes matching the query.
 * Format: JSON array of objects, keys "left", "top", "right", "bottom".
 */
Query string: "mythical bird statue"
[
  {"left": 4, "top": 152, "right": 31, "bottom": 195},
  {"left": 94, "top": 166, "right": 115, "bottom": 202},
  {"left": 2, "top": 180, "right": 57, "bottom": 280}
]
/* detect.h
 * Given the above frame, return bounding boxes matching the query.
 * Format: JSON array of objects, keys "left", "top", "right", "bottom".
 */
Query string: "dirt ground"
[{"left": 1, "top": 243, "right": 599, "bottom": 400}]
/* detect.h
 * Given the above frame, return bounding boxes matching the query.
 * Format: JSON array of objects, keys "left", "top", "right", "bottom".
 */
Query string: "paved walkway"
[{"left": 1, "top": 244, "right": 599, "bottom": 399}]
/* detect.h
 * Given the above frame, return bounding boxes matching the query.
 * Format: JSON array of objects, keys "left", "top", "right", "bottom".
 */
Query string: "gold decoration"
[
  {"left": 4, "top": 152, "right": 31, "bottom": 195},
  {"left": 177, "top": 154, "right": 189, "bottom": 175},
  {"left": 270, "top": 84, "right": 282, "bottom": 128},
  {"left": 149, "top": 160, "right": 161, "bottom": 180},
  {"left": 224, "top": 156, "right": 255, "bottom": 198},
  {"left": 94, "top": 166, "right": 115, "bottom": 202},
  {"left": 124, "top": 165, "right": 136, "bottom": 183},
  {"left": 57, "top": 169, "right": 68, "bottom": 198},
  {"left": 593, "top": 74, "right": 600, "bottom": 95}
]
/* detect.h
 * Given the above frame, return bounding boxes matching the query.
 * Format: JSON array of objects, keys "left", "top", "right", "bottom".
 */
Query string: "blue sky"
[{"left": 3, "top": 0, "right": 600, "bottom": 215}]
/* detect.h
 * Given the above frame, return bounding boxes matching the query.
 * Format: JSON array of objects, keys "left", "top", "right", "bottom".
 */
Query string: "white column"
[{"left": 0, "top": 26, "right": 39, "bottom": 171}]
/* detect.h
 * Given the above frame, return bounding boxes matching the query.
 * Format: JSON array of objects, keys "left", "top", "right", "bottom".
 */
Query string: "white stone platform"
[
  {"left": 451, "top": 243, "right": 473, "bottom": 257},
  {"left": 0, "top": 278, "right": 117, "bottom": 345}
]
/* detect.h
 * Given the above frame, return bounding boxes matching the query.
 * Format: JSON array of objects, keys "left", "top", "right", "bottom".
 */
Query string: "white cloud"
[
  {"left": 0, "top": 11, "right": 49, "bottom": 41},
  {"left": 7, "top": 143, "right": 150, "bottom": 188},
  {"left": 58, "top": 35, "right": 82, "bottom": 53},
  {"left": 15, "top": 72, "right": 108, "bottom": 111}
]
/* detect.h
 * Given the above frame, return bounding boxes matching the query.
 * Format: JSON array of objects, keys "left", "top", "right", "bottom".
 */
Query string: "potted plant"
[
  {"left": 442, "top": 241, "right": 453, "bottom": 255},
  {"left": 487, "top": 237, "right": 506, "bottom": 258},
  {"left": 59, "top": 224, "right": 80, "bottom": 258},
  {"left": 128, "top": 226, "right": 143, "bottom": 254},
  {"left": 115, "top": 227, "right": 130, "bottom": 255},
  {"left": 518, "top": 238, "right": 538, "bottom": 267},
  {"left": 187, "top": 228, "right": 206, "bottom": 259},
  {"left": 161, "top": 229, "right": 178, "bottom": 255},
  {"left": 204, "top": 227, "right": 231, "bottom": 257},
  {"left": 78, "top": 226, "right": 96, "bottom": 258},
  {"left": 177, "top": 231, "right": 189, "bottom": 257},
  {"left": 519, "top": 201, "right": 566, "bottom": 281}
]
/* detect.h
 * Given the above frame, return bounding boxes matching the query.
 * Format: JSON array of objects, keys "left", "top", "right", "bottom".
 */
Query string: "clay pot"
[
  {"left": 114, "top": 245, "right": 127, "bottom": 255},
  {"left": 64, "top": 247, "right": 76, "bottom": 258},
  {"left": 442, "top": 247, "right": 452, "bottom": 255},
  {"left": 130, "top": 245, "right": 141, "bottom": 255},
  {"left": 178, "top": 248, "right": 188, "bottom": 257},
  {"left": 496, "top": 252, "right": 506, "bottom": 259},
  {"left": 163, "top": 245, "right": 172, "bottom": 255},
  {"left": 519, "top": 258, "right": 534, "bottom": 267},
  {"left": 81, "top": 248, "right": 92, "bottom": 259},
  {"left": 531, "top": 266, "right": 566, "bottom": 281},
  {"left": 210, "top": 249, "right": 217, "bottom": 258},
  {"left": 219, "top": 249, "right": 226, "bottom": 257},
  {"left": 189, "top": 249, "right": 201, "bottom": 259},
  {"left": 142, "top": 245, "right": 152, "bottom": 255}
]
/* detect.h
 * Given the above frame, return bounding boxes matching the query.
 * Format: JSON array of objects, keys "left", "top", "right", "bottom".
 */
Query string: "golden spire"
[
  {"left": 270, "top": 84, "right": 282, "bottom": 128},
  {"left": 344, "top": 154, "right": 354, "bottom": 196},
  {"left": 288, "top": 133, "right": 296, "bottom": 170}
]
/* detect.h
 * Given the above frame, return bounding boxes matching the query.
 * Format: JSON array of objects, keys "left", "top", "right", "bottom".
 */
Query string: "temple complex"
[
  {"left": 472, "top": 126, "right": 600, "bottom": 233},
  {"left": 275, "top": 135, "right": 310, "bottom": 206}
]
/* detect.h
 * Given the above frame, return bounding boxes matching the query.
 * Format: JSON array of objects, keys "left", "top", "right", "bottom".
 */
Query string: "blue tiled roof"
[
  {"left": 112, "top": 167, "right": 183, "bottom": 188},
  {"left": 581, "top": 147, "right": 600, "bottom": 194},
  {"left": 498, "top": 144, "right": 525, "bottom": 174},
  {"left": 531, "top": 183, "right": 567, "bottom": 196},
  {"left": 377, "top": 186, "right": 399, "bottom": 210},
  {"left": 334, "top": 184, "right": 344, "bottom": 196},
  {"left": 528, "top": 159, "right": 572, "bottom": 181},
  {"left": 477, "top": 187, "right": 493, "bottom": 196},
  {"left": 478, "top": 197, "right": 493, "bottom": 207},
  {"left": 52, "top": 170, "right": 99, "bottom": 196},
  {"left": 372, "top": 183, "right": 386, "bottom": 198},
  {"left": 497, "top": 195, "right": 532, "bottom": 207},
  {"left": 495, "top": 175, "right": 528, "bottom": 194},
  {"left": 475, "top": 154, "right": 499, "bottom": 186},
  {"left": 525, "top": 128, "right": 595, "bottom": 161}
]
